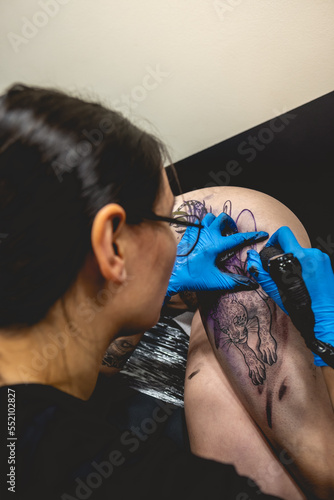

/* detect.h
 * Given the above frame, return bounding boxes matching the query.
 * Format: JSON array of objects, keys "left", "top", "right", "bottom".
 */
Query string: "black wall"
[{"left": 167, "top": 91, "right": 334, "bottom": 263}]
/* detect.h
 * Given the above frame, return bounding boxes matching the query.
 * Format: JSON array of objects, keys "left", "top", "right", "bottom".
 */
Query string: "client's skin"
[
  {"left": 170, "top": 186, "right": 333, "bottom": 500},
  {"left": 0, "top": 169, "right": 177, "bottom": 400}
]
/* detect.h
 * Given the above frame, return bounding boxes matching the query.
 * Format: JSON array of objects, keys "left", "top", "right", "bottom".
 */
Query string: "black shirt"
[{"left": 0, "top": 373, "right": 281, "bottom": 500}]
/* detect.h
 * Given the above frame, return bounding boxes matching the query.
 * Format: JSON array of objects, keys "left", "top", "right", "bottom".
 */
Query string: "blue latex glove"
[
  {"left": 247, "top": 249, "right": 288, "bottom": 314},
  {"left": 165, "top": 212, "right": 268, "bottom": 298},
  {"left": 247, "top": 226, "right": 334, "bottom": 366}
]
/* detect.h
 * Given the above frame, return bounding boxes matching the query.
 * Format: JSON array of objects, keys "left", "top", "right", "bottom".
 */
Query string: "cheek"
[
  {"left": 151, "top": 231, "right": 177, "bottom": 282},
  {"left": 138, "top": 232, "right": 176, "bottom": 326},
  {"left": 162, "top": 232, "right": 177, "bottom": 274},
  {"left": 133, "top": 228, "right": 175, "bottom": 280}
]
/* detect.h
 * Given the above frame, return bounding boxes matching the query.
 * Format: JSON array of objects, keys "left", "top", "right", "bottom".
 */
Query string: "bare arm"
[{"left": 100, "top": 332, "right": 143, "bottom": 376}]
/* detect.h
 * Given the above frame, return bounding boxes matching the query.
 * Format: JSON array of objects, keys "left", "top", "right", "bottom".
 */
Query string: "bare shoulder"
[{"left": 174, "top": 186, "right": 311, "bottom": 248}]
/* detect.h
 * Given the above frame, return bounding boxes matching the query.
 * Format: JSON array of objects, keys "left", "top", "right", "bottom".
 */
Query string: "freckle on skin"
[
  {"left": 278, "top": 380, "right": 288, "bottom": 400},
  {"left": 188, "top": 369, "right": 200, "bottom": 380}
]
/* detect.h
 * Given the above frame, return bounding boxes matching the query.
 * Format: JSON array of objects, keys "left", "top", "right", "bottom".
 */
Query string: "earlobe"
[
  {"left": 109, "top": 253, "right": 127, "bottom": 285},
  {"left": 91, "top": 204, "right": 127, "bottom": 285}
]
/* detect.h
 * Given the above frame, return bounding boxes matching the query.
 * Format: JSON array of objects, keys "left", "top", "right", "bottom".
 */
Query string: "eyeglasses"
[{"left": 143, "top": 212, "right": 204, "bottom": 257}]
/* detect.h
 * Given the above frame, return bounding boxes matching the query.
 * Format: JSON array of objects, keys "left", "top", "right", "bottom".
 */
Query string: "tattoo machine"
[{"left": 259, "top": 246, "right": 334, "bottom": 368}]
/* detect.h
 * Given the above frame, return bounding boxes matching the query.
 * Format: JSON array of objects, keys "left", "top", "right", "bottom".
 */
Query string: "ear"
[{"left": 91, "top": 204, "right": 127, "bottom": 285}]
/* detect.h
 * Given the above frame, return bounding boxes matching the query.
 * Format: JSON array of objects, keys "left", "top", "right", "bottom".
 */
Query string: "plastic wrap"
[{"left": 120, "top": 315, "right": 189, "bottom": 407}]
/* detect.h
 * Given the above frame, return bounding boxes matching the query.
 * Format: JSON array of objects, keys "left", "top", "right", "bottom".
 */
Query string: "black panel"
[{"left": 167, "top": 91, "right": 334, "bottom": 262}]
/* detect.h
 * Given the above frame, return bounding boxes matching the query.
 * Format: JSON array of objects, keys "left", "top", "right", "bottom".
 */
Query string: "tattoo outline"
[{"left": 174, "top": 198, "right": 278, "bottom": 385}]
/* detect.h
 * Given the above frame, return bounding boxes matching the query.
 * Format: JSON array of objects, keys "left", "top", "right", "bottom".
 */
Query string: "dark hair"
[{"left": 0, "top": 83, "right": 175, "bottom": 328}]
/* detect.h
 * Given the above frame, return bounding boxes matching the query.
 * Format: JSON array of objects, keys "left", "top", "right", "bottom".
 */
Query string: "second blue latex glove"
[
  {"left": 166, "top": 212, "right": 268, "bottom": 297},
  {"left": 247, "top": 249, "right": 288, "bottom": 314},
  {"left": 247, "top": 226, "right": 334, "bottom": 366}
]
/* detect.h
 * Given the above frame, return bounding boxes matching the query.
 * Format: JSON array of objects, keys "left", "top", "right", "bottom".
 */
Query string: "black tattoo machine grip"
[{"left": 266, "top": 252, "right": 334, "bottom": 368}]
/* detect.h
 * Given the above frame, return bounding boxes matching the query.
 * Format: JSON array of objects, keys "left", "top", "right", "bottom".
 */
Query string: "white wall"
[{"left": 1, "top": 0, "right": 334, "bottom": 164}]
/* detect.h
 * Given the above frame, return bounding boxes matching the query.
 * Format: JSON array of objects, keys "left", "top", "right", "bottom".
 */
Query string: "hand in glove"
[
  {"left": 247, "top": 226, "right": 334, "bottom": 366},
  {"left": 166, "top": 212, "right": 268, "bottom": 298}
]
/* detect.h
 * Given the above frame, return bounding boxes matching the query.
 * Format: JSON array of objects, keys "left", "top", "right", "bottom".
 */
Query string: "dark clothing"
[{"left": 0, "top": 373, "right": 281, "bottom": 500}]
